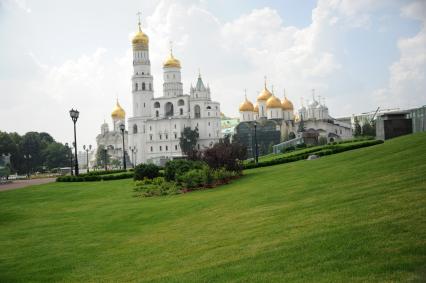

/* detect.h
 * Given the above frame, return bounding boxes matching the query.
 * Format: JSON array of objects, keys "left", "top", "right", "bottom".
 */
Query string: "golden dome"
[
  {"left": 266, "top": 95, "right": 282, "bottom": 108},
  {"left": 282, "top": 96, "right": 294, "bottom": 110},
  {"left": 257, "top": 80, "right": 273, "bottom": 101},
  {"left": 132, "top": 22, "right": 149, "bottom": 50},
  {"left": 163, "top": 50, "right": 181, "bottom": 68},
  {"left": 254, "top": 103, "right": 259, "bottom": 113},
  {"left": 239, "top": 97, "right": 254, "bottom": 112},
  {"left": 111, "top": 100, "right": 126, "bottom": 120}
]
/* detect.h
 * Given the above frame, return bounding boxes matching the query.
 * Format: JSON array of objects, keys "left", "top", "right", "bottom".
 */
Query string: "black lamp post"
[
  {"left": 69, "top": 108, "right": 80, "bottom": 176},
  {"left": 253, "top": 121, "right": 259, "bottom": 166},
  {"left": 23, "top": 154, "right": 31, "bottom": 178},
  {"left": 83, "top": 144, "right": 92, "bottom": 173},
  {"left": 119, "top": 123, "right": 127, "bottom": 170}
]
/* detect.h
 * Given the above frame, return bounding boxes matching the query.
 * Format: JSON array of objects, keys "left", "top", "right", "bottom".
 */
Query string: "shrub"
[
  {"left": 203, "top": 137, "right": 247, "bottom": 173},
  {"left": 134, "top": 177, "right": 181, "bottom": 197},
  {"left": 164, "top": 159, "right": 205, "bottom": 181},
  {"left": 134, "top": 163, "right": 160, "bottom": 180},
  {"left": 179, "top": 169, "right": 205, "bottom": 189},
  {"left": 296, "top": 143, "right": 307, "bottom": 149}
]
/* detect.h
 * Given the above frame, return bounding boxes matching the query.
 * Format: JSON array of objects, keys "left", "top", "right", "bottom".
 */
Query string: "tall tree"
[
  {"left": 298, "top": 114, "right": 305, "bottom": 133},
  {"left": 96, "top": 145, "right": 110, "bottom": 167},
  {"left": 43, "top": 142, "right": 69, "bottom": 169},
  {"left": 179, "top": 127, "right": 199, "bottom": 160},
  {"left": 354, "top": 116, "right": 362, "bottom": 137}
]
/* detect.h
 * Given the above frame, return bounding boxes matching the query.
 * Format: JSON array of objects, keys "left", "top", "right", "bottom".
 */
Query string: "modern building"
[{"left": 127, "top": 17, "right": 222, "bottom": 166}]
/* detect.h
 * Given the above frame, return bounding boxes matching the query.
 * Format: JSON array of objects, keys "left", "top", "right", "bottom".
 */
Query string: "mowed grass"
[{"left": 1, "top": 133, "right": 425, "bottom": 282}]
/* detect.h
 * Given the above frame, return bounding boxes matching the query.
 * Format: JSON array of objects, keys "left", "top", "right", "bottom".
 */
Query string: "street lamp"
[
  {"left": 23, "top": 154, "right": 31, "bottom": 178},
  {"left": 69, "top": 108, "right": 80, "bottom": 176},
  {"left": 83, "top": 144, "right": 92, "bottom": 173},
  {"left": 119, "top": 123, "right": 127, "bottom": 170},
  {"left": 253, "top": 121, "right": 259, "bottom": 166}
]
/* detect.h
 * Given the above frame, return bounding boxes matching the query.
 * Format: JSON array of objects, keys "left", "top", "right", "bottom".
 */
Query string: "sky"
[{"left": 0, "top": 0, "right": 425, "bottom": 147}]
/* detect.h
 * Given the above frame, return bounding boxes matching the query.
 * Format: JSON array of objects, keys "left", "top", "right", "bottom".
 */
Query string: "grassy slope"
[{"left": 0, "top": 133, "right": 425, "bottom": 282}]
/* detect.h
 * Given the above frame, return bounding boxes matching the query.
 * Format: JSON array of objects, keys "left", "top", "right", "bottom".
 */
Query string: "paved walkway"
[{"left": 0, "top": 178, "right": 56, "bottom": 192}]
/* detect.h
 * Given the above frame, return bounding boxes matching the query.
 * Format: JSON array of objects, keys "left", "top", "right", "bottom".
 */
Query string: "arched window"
[
  {"left": 194, "top": 105, "right": 201, "bottom": 118},
  {"left": 155, "top": 110, "right": 159, "bottom": 117},
  {"left": 149, "top": 83, "right": 152, "bottom": 91},
  {"left": 135, "top": 83, "right": 138, "bottom": 91},
  {"left": 142, "top": 82, "right": 146, "bottom": 90},
  {"left": 206, "top": 106, "right": 211, "bottom": 110},
  {"left": 133, "top": 124, "right": 138, "bottom": 134},
  {"left": 178, "top": 99, "right": 184, "bottom": 106},
  {"left": 154, "top": 102, "right": 160, "bottom": 108},
  {"left": 165, "top": 102, "right": 174, "bottom": 117},
  {"left": 180, "top": 108, "right": 183, "bottom": 115}
]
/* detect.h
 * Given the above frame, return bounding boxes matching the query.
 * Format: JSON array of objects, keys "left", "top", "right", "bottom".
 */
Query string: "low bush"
[
  {"left": 134, "top": 164, "right": 160, "bottom": 180},
  {"left": 56, "top": 171, "right": 134, "bottom": 182},
  {"left": 164, "top": 159, "right": 205, "bottom": 181},
  {"left": 133, "top": 177, "right": 181, "bottom": 197},
  {"left": 179, "top": 169, "right": 205, "bottom": 189}
]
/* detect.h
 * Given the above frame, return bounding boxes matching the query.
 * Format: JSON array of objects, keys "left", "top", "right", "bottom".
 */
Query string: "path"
[{"left": 0, "top": 178, "right": 56, "bottom": 192}]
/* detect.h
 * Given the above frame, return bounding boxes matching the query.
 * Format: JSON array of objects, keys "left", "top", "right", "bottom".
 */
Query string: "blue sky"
[{"left": 0, "top": 0, "right": 425, "bottom": 147}]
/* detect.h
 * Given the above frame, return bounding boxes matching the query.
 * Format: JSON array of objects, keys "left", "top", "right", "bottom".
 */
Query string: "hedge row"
[
  {"left": 244, "top": 139, "right": 383, "bottom": 169},
  {"left": 77, "top": 169, "right": 131, "bottom": 178},
  {"left": 57, "top": 171, "right": 134, "bottom": 182}
]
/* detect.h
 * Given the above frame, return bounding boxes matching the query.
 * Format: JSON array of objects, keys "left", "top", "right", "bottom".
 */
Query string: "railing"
[{"left": 272, "top": 137, "right": 304, "bottom": 154}]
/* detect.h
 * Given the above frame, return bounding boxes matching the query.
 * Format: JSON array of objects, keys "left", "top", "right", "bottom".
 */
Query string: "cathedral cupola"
[
  {"left": 111, "top": 100, "right": 126, "bottom": 120},
  {"left": 163, "top": 47, "right": 181, "bottom": 69},
  {"left": 239, "top": 96, "right": 254, "bottom": 112},
  {"left": 281, "top": 96, "right": 294, "bottom": 111},
  {"left": 132, "top": 17, "right": 149, "bottom": 50},
  {"left": 257, "top": 78, "right": 273, "bottom": 101},
  {"left": 266, "top": 94, "right": 282, "bottom": 109}
]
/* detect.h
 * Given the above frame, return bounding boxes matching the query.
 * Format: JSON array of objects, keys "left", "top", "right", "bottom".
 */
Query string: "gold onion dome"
[
  {"left": 111, "top": 100, "right": 126, "bottom": 120},
  {"left": 239, "top": 96, "right": 254, "bottom": 112},
  {"left": 266, "top": 94, "right": 282, "bottom": 108},
  {"left": 254, "top": 103, "right": 259, "bottom": 113},
  {"left": 163, "top": 50, "right": 181, "bottom": 68},
  {"left": 281, "top": 96, "right": 294, "bottom": 110},
  {"left": 257, "top": 82, "right": 273, "bottom": 101},
  {"left": 132, "top": 21, "right": 149, "bottom": 50}
]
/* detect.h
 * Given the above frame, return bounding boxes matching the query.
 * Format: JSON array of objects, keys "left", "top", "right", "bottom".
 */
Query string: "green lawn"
[{"left": 1, "top": 133, "right": 425, "bottom": 282}]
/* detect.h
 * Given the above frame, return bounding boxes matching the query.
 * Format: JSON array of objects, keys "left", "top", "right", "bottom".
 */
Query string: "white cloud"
[{"left": 373, "top": 1, "right": 426, "bottom": 109}]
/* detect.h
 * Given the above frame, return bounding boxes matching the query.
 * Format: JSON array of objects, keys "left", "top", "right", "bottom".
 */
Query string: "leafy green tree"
[
  {"left": 361, "top": 119, "right": 376, "bottom": 137},
  {"left": 179, "top": 127, "right": 199, "bottom": 160},
  {"left": 20, "top": 132, "right": 43, "bottom": 173},
  {"left": 354, "top": 116, "right": 362, "bottom": 137},
  {"left": 96, "top": 145, "right": 110, "bottom": 168},
  {"left": 43, "top": 142, "right": 69, "bottom": 169}
]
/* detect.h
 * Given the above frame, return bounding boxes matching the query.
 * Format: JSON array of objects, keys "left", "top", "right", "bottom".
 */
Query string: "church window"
[
  {"left": 209, "top": 133, "right": 211, "bottom": 137},
  {"left": 165, "top": 102, "right": 174, "bottom": 117},
  {"left": 175, "top": 145, "right": 178, "bottom": 150},
  {"left": 150, "top": 134, "right": 153, "bottom": 140},
  {"left": 133, "top": 124, "right": 138, "bottom": 134},
  {"left": 178, "top": 99, "right": 184, "bottom": 106},
  {"left": 194, "top": 105, "right": 201, "bottom": 118},
  {"left": 135, "top": 83, "right": 138, "bottom": 91},
  {"left": 142, "top": 72, "right": 144, "bottom": 75},
  {"left": 180, "top": 108, "right": 183, "bottom": 115},
  {"left": 159, "top": 134, "right": 162, "bottom": 140},
  {"left": 143, "top": 125, "right": 146, "bottom": 133},
  {"left": 174, "top": 133, "right": 177, "bottom": 139},
  {"left": 160, "top": 146, "right": 162, "bottom": 151},
  {"left": 155, "top": 110, "right": 159, "bottom": 117},
  {"left": 206, "top": 106, "right": 211, "bottom": 110},
  {"left": 174, "top": 124, "right": 176, "bottom": 129},
  {"left": 149, "top": 126, "right": 152, "bottom": 131},
  {"left": 154, "top": 102, "right": 160, "bottom": 108},
  {"left": 150, "top": 146, "right": 153, "bottom": 152},
  {"left": 208, "top": 122, "right": 210, "bottom": 126},
  {"left": 142, "top": 82, "right": 146, "bottom": 90},
  {"left": 149, "top": 83, "right": 152, "bottom": 91},
  {"left": 165, "top": 134, "right": 168, "bottom": 140},
  {"left": 208, "top": 112, "right": 210, "bottom": 117},
  {"left": 166, "top": 146, "right": 168, "bottom": 151},
  {"left": 143, "top": 103, "right": 145, "bottom": 108}
]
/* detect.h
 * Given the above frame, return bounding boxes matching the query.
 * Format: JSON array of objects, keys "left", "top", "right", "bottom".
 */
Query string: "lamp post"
[
  {"left": 23, "top": 154, "right": 31, "bottom": 178},
  {"left": 253, "top": 121, "right": 259, "bottom": 166},
  {"left": 119, "top": 123, "right": 127, "bottom": 170},
  {"left": 69, "top": 109, "right": 80, "bottom": 176},
  {"left": 83, "top": 144, "right": 92, "bottom": 173}
]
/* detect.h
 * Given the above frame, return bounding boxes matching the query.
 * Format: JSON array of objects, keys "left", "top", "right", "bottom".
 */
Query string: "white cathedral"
[{"left": 124, "top": 18, "right": 222, "bottom": 166}]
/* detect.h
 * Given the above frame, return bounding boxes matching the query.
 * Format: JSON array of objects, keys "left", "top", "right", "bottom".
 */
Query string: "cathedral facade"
[{"left": 127, "top": 19, "right": 221, "bottom": 166}]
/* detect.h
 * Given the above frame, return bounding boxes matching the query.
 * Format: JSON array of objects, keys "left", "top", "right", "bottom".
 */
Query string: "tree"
[
  {"left": 203, "top": 136, "right": 247, "bottom": 173},
  {"left": 354, "top": 116, "right": 362, "bottom": 137},
  {"left": 361, "top": 119, "right": 376, "bottom": 137},
  {"left": 179, "top": 127, "right": 199, "bottom": 160},
  {"left": 96, "top": 145, "right": 110, "bottom": 168},
  {"left": 43, "top": 142, "right": 69, "bottom": 169},
  {"left": 20, "top": 132, "right": 43, "bottom": 173},
  {"left": 298, "top": 114, "right": 305, "bottom": 133}
]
